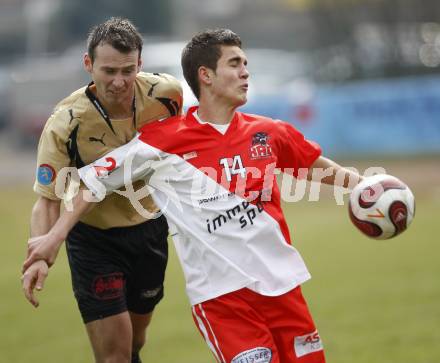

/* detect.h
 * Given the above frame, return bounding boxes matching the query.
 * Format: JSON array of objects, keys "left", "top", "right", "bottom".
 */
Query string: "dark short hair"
[
  {"left": 87, "top": 17, "right": 143, "bottom": 63},
  {"left": 181, "top": 29, "right": 242, "bottom": 99}
]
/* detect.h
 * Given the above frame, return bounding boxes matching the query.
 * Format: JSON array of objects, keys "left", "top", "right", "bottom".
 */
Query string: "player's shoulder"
[
  {"left": 138, "top": 113, "right": 194, "bottom": 152},
  {"left": 240, "top": 112, "right": 274, "bottom": 123},
  {"left": 238, "top": 111, "right": 300, "bottom": 138},
  {"left": 239, "top": 111, "right": 284, "bottom": 129},
  {"left": 52, "top": 85, "right": 89, "bottom": 114},
  {"left": 139, "top": 114, "right": 187, "bottom": 146},
  {"left": 136, "top": 72, "right": 182, "bottom": 97},
  {"left": 43, "top": 85, "right": 90, "bottom": 135},
  {"left": 139, "top": 113, "right": 184, "bottom": 134},
  {"left": 244, "top": 111, "right": 299, "bottom": 125},
  {"left": 135, "top": 72, "right": 183, "bottom": 125}
]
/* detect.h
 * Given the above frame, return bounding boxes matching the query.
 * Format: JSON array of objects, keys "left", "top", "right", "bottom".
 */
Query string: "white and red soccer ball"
[{"left": 349, "top": 174, "right": 415, "bottom": 240}]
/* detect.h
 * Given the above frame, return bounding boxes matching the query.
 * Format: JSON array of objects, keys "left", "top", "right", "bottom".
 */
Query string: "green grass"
[{"left": 1, "top": 186, "right": 438, "bottom": 363}]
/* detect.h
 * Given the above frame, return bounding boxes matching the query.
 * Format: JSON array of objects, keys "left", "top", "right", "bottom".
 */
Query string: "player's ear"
[
  {"left": 84, "top": 53, "right": 93, "bottom": 73},
  {"left": 137, "top": 56, "right": 143, "bottom": 71},
  {"left": 198, "top": 66, "right": 212, "bottom": 86}
]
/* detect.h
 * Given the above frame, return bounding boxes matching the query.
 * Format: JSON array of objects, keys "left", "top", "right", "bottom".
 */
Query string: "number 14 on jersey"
[{"left": 219, "top": 155, "right": 246, "bottom": 182}]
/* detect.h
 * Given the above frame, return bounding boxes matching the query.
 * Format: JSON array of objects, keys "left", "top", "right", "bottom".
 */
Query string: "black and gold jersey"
[{"left": 34, "top": 72, "right": 182, "bottom": 229}]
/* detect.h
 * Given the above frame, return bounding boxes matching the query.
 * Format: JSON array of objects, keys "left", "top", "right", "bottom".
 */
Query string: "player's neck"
[
  {"left": 197, "top": 100, "right": 236, "bottom": 125},
  {"left": 103, "top": 98, "right": 134, "bottom": 119},
  {"left": 95, "top": 89, "right": 135, "bottom": 119}
]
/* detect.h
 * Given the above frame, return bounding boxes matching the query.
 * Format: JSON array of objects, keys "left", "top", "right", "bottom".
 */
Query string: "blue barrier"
[{"left": 242, "top": 76, "right": 440, "bottom": 156}]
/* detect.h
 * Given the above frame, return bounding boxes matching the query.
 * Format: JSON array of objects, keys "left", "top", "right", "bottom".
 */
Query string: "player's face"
[
  {"left": 84, "top": 43, "right": 141, "bottom": 106},
  {"left": 210, "top": 46, "right": 249, "bottom": 107}
]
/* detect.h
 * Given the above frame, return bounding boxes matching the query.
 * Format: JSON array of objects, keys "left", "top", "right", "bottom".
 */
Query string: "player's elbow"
[{"left": 34, "top": 196, "right": 60, "bottom": 211}]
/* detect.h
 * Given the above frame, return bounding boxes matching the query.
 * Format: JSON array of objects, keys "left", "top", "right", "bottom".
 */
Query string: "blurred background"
[
  {"left": 1, "top": 0, "right": 439, "bottom": 362},
  {"left": 2, "top": 0, "right": 440, "bottom": 154}
]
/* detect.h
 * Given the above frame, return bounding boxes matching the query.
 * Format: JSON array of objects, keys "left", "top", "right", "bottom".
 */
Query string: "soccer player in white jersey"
[{"left": 23, "top": 29, "right": 363, "bottom": 362}]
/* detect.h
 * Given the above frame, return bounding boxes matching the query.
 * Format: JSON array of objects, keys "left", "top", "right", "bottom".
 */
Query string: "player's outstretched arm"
[
  {"left": 27, "top": 196, "right": 61, "bottom": 260},
  {"left": 23, "top": 135, "right": 154, "bottom": 274},
  {"left": 308, "top": 156, "right": 364, "bottom": 189},
  {"left": 21, "top": 196, "right": 60, "bottom": 307},
  {"left": 22, "top": 190, "right": 94, "bottom": 272}
]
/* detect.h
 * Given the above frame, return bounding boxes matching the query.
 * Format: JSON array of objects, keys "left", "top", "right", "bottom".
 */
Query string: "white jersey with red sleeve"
[{"left": 79, "top": 106, "right": 321, "bottom": 305}]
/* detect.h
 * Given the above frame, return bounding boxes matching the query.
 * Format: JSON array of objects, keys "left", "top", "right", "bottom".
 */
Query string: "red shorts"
[{"left": 192, "top": 286, "right": 325, "bottom": 363}]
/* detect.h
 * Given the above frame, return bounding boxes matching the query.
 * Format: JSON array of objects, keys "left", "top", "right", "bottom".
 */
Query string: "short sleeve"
[
  {"left": 33, "top": 114, "right": 72, "bottom": 200},
  {"left": 155, "top": 73, "right": 183, "bottom": 116},
  {"left": 275, "top": 121, "right": 321, "bottom": 177},
  {"left": 136, "top": 72, "right": 183, "bottom": 123}
]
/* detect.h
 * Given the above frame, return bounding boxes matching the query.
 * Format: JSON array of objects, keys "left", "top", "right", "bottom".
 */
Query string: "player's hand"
[
  {"left": 22, "top": 234, "right": 63, "bottom": 272},
  {"left": 21, "top": 260, "right": 49, "bottom": 308}
]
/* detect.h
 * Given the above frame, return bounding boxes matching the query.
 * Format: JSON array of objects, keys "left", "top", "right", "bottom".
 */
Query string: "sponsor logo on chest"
[{"left": 206, "top": 200, "right": 265, "bottom": 234}]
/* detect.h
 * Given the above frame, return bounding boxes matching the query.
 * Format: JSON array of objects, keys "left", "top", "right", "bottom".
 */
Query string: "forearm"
[
  {"left": 308, "top": 156, "right": 363, "bottom": 189},
  {"left": 48, "top": 190, "right": 94, "bottom": 243},
  {"left": 30, "top": 197, "right": 61, "bottom": 237},
  {"left": 24, "top": 190, "right": 95, "bottom": 269}
]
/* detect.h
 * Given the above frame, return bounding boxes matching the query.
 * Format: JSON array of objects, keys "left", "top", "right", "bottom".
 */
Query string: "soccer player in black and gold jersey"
[{"left": 21, "top": 18, "right": 182, "bottom": 363}]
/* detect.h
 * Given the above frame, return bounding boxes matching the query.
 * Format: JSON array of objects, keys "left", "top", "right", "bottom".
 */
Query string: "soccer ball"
[{"left": 349, "top": 174, "right": 415, "bottom": 240}]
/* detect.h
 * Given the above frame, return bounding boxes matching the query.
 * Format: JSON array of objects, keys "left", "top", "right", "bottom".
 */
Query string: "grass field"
[{"left": 1, "top": 166, "right": 439, "bottom": 363}]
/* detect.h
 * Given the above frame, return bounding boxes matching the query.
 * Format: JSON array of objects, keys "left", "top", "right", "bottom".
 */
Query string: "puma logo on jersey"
[
  {"left": 89, "top": 133, "right": 106, "bottom": 146},
  {"left": 68, "top": 109, "right": 81, "bottom": 124},
  {"left": 146, "top": 80, "right": 160, "bottom": 97}
]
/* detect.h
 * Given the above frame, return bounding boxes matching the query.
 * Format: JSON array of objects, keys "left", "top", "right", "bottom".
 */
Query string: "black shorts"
[{"left": 65, "top": 215, "right": 168, "bottom": 324}]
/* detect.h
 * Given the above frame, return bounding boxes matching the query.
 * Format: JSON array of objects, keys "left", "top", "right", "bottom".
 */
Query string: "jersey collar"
[
  {"left": 85, "top": 82, "right": 136, "bottom": 135},
  {"left": 186, "top": 105, "right": 239, "bottom": 136}
]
